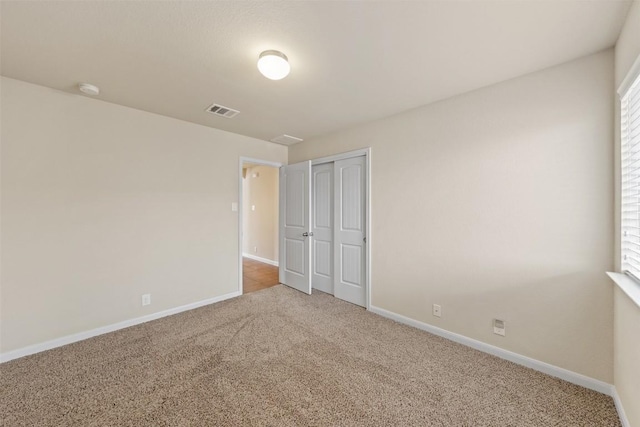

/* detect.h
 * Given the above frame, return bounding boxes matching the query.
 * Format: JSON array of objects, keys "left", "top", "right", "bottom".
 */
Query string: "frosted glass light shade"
[{"left": 257, "top": 50, "right": 290, "bottom": 80}]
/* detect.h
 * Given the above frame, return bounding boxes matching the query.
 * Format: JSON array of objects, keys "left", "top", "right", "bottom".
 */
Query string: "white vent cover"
[
  {"left": 270, "top": 134, "right": 303, "bottom": 146},
  {"left": 205, "top": 103, "right": 240, "bottom": 118}
]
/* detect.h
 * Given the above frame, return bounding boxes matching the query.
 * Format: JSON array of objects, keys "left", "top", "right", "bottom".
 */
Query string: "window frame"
[{"left": 619, "top": 56, "right": 640, "bottom": 281}]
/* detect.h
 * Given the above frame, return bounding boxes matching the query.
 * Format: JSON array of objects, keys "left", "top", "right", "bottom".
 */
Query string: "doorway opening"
[
  {"left": 239, "top": 149, "right": 370, "bottom": 307},
  {"left": 239, "top": 158, "right": 282, "bottom": 295}
]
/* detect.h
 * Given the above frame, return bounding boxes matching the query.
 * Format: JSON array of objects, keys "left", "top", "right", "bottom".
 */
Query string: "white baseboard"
[
  {"left": 242, "top": 253, "right": 279, "bottom": 267},
  {"left": 0, "top": 291, "right": 241, "bottom": 364},
  {"left": 368, "top": 305, "right": 614, "bottom": 396},
  {"left": 611, "top": 386, "right": 631, "bottom": 427}
]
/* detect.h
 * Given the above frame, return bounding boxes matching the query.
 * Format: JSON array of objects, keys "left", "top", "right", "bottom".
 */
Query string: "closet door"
[
  {"left": 311, "top": 163, "right": 334, "bottom": 294},
  {"left": 279, "top": 161, "right": 312, "bottom": 294},
  {"left": 334, "top": 156, "right": 366, "bottom": 307}
]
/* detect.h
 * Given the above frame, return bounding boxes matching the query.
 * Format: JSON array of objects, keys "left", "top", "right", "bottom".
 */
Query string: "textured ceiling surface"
[{"left": 0, "top": 1, "right": 632, "bottom": 143}]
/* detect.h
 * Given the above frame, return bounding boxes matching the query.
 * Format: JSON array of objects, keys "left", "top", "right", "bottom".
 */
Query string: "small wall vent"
[
  {"left": 205, "top": 103, "right": 240, "bottom": 118},
  {"left": 270, "top": 134, "right": 303, "bottom": 146}
]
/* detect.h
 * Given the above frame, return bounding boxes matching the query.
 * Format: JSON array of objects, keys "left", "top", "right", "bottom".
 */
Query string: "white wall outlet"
[
  {"left": 253, "top": 246, "right": 258, "bottom": 253},
  {"left": 142, "top": 294, "right": 151, "bottom": 306},
  {"left": 493, "top": 319, "right": 506, "bottom": 336},
  {"left": 251, "top": 204, "right": 256, "bottom": 211},
  {"left": 432, "top": 304, "right": 442, "bottom": 317},
  {"left": 231, "top": 202, "right": 238, "bottom": 212}
]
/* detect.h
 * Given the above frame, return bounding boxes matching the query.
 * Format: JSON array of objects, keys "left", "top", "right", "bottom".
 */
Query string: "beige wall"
[
  {"left": 614, "top": 1, "right": 640, "bottom": 425},
  {"left": 242, "top": 169, "right": 251, "bottom": 254},
  {"left": 0, "top": 77, "right": 287, "bottom": 353},
  {"left": 616, "top": 0, "right": 640, "bottom": 87},
  {"left": 242, "top": 165, "right": 279, "bottom": 263},
  {"left": 613, "top": 288, "right": 640, "bottom": 425},
  {"left": 290, "top": 50, "right": 615, "bottom": 382}
]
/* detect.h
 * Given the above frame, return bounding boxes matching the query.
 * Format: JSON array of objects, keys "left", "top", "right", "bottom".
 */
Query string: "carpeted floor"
[{"left": 0, "top": 285, "right": 621, "bottom": 426}]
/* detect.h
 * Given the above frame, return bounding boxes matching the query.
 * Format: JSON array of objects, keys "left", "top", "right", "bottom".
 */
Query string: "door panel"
[
  {"left": 311, "top": 163, "right": 334, "bottom": 294},
  {"left": 314, "top": 240, "right": 332, "bottom": 276},
  {"left": 284, "top": 238, "right": 304, "bottom": 275},
  {"left": 334, "top": 156, "right": 366, "bottom": 306},
  {"left": 341, "top": 244, "right": 362, "bottom": 286},
  {"left": 279, "top": 161, "right": 312, "bottom": 294},
  {"left": 341, "top": 166, "right": 362, "bottom": 231}
]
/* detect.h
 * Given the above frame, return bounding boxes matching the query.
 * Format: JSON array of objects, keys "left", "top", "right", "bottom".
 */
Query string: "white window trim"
[
  {"left": 607, "top": 272, "right": 640, "bottom": 309},
  {"left": 618, "top": 53, "right": 640, "bottom": 97},
  {"left": 619, "top": 68, "right": 640, "bottom": 277},
  {"left": 612, "top": 53, "right": 640, "bottom": 303}
]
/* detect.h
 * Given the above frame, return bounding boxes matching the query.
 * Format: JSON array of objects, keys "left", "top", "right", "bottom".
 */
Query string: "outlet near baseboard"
[
  {"left": 432, "top": 304, "right": 442, "bottom": 317},
  {"left": 493, "top": 319, "right": 505, "bottom": 336}
]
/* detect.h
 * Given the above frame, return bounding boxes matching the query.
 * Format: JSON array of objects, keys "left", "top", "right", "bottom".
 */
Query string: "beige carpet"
[{"left": 0, "top": 285, "right": 620, "bottom": 426}]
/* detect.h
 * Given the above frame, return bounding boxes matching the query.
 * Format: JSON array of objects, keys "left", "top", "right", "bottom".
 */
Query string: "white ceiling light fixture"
[
  {"left": 78, "top": 83, "right": 100, "bottom": 96},
  {"left": 257, "top": 50, "right": 290, "bottom": 80}
]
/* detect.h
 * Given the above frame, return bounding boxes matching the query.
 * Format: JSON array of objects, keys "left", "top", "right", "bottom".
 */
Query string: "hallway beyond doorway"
[{"left": 243, "top": 257, "right": 279, "bottom": 294}]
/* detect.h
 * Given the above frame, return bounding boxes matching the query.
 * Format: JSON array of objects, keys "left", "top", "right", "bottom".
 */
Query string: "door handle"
[{"left": 302, "top": 232, "right": 314, "bottom": 237}]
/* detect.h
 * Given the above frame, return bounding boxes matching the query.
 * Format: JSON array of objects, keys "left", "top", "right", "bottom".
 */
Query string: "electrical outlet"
[
  {"left": 142, "top": 294, "right": 151, "bottom": 306},
  {"left": 493, "top": 319, "right": 506, "bottom": 336},
  {"left": 254, "top": 246, "right": 258, "bottom": 253},
  {"left": 432, "top": 304, "right": 441, "bottom": 317}
]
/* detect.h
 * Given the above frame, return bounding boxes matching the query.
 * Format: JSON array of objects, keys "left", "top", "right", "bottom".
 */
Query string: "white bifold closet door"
[
  {"left": 311, "top": 163, "right": 334, "bottom": 294},
  {"left": 334, "top": 156, "right": 366, "bottom": 307},
  {"left": 279, "top": 161, "right": 312, "bottom": 295},
  {"left": 282, "top": 156, "right": 366, "bottom": 306}
]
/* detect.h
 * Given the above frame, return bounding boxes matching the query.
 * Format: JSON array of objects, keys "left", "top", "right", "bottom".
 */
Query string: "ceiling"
[{"left": 0, "top": 1, "right": 632, "bottom": 144}]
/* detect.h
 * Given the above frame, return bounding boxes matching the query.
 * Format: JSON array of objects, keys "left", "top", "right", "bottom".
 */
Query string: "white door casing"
[
  {"left": 238, "top": 157, "right": 283, "bottom": 296},
  {"left": 312, "top": 163, "right": 334, "bottom": 294},
  {"left": 334, "top": 156, "right": 366, "bottom": 307},
  {"left": 279, "top": 161, "right": 312, "bottom": 294}
]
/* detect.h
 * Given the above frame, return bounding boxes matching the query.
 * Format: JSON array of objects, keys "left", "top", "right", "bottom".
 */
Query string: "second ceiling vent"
[
  {"left": 205, "top": 103, "right": 240, "bottom": 119},
  {"left": 270, "top": 134, "right": 303, "bottom": 146}
]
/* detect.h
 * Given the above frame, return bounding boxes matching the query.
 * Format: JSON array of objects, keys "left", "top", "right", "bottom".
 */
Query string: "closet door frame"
[{"left": 311, "top": 148, "right": 371, "bottom": 309}]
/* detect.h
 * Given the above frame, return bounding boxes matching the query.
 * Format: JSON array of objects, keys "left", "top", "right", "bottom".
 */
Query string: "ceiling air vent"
[
  {"left": 270, "top": 134, "right": 303, "bottom": 146},
  {"left": 205, "top": 103, "right": 240, "bottom": 118}
]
